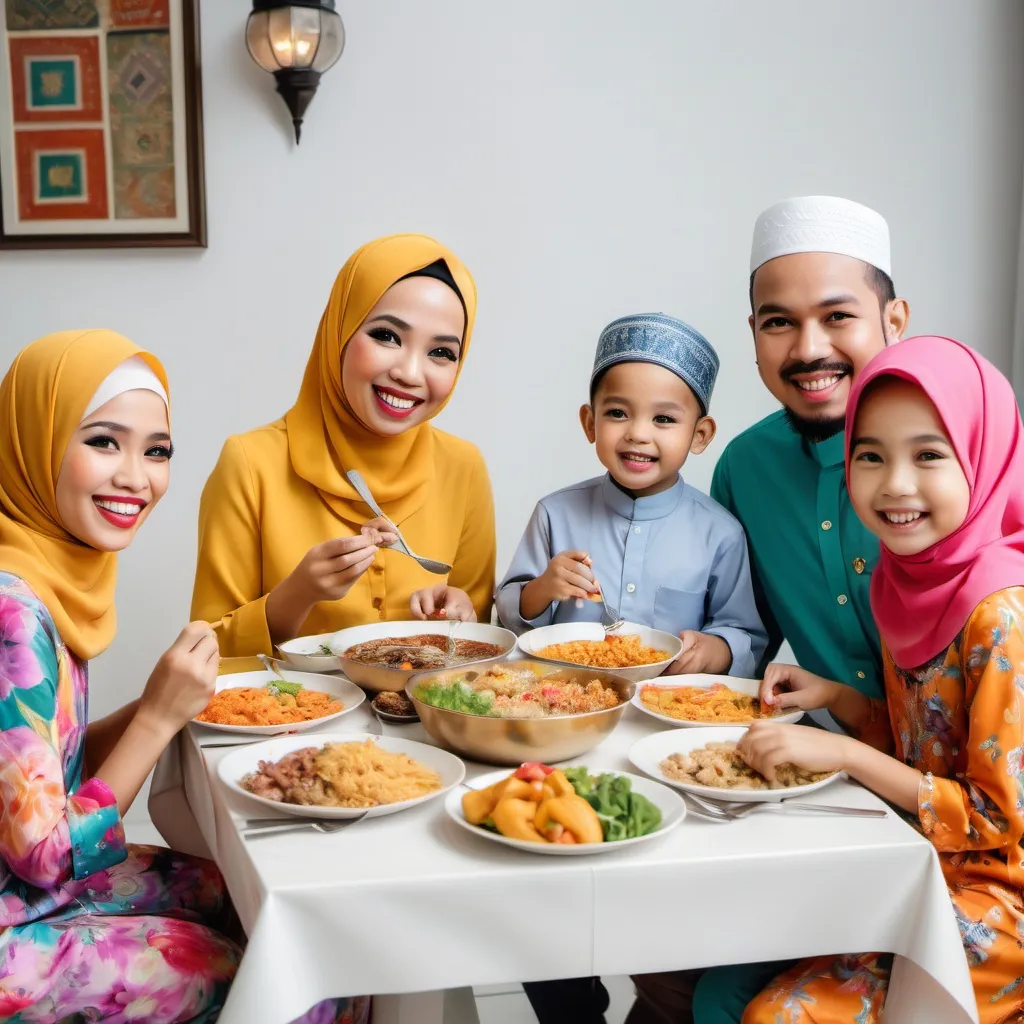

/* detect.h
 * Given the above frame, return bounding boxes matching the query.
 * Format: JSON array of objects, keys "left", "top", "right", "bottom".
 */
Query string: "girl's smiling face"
[
  {"left": 55, "top": 388, "right": 172, "bottom": 552},
  {"left": 848, "top": 377, "right": 970, "bottom": 555},
  {"left": 341, "top": 275, "right": 466, "bottom": 437}
]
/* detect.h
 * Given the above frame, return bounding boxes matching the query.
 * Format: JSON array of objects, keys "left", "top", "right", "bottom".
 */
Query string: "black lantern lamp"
[{"left": 246, "top": 1, "right": 346, "bottom": 144}]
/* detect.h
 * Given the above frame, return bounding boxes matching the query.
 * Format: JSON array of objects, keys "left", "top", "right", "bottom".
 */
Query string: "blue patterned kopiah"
[{"left": 590, "top": 312, "right": 720, "bottom": 413}]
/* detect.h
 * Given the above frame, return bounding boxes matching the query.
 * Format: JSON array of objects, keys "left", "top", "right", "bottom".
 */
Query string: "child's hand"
[
  {"left": 410, "top": 584, "right": 477, "bottom": 622},
  {"left": 532, "top": 551, "right": 600, "bottom": 607},
  {"left": 737, "top": 722, "right": 851, "bottom": 781},
  {"left": 668, "top": 631, "right": 732, "bottom": 675},
  {"left": 760, "top": 664, "right": 842, "bottom": 712}
]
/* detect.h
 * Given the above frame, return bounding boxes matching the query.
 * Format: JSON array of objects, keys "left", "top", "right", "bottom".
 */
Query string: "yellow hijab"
[
  {"left": 284, "top": 234, "right": 477, "bottom": 526},
  {"left": 0, "top": 330, "right": 169, "bottom": 660}
]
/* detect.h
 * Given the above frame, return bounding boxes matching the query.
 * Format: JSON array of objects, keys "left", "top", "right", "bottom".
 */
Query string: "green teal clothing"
[
  {"left": 710, "top": 411, "right": 882, "bottom": 697},
  {"left": 693, "top": 961, "right": 797, "bottom": 1024}
]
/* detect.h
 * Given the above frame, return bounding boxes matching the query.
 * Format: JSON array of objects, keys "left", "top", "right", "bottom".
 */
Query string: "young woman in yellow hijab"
[
  {"left": 192, "top": 234, "right": 496, "bottom": 657},
  {"left": 0, "top": 330, "right": 363, "bottom": 1024}
]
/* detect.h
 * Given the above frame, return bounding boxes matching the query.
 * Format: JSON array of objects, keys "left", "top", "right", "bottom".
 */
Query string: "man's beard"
[
  {"left": 783, "top": 407, "right": 846, "bottom": 444},
  {"left": 779, "top": 357, "right": 852, "bottom": 444}
]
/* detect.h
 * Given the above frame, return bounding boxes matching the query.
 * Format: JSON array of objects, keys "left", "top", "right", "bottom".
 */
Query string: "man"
[{"left": 630, "top": 195, "right": 910, "bottom": 1024}]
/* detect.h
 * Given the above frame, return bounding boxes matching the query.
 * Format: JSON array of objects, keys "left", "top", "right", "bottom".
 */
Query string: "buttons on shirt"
[
  {"left": 372, "top": 563, "right": 384, "bottom": 574},
  {"left": 856, "top": 670, "right": 866, "bottom": 679},
  {"left": 626, "top": 583, "right": 636, "bottom": 593},
  {"left": 372, "top": 597, "right": 383, "bottom": 610},
  {"left": 852, "top": 557, "right": 866, "bottom": 575},
  {"left": 821, "top": 520, "right": 833, "bottom": 531},
  {"left": 634, "top": 526, "right": 642, "bottom": 534},
  {"left": 837, "top": 594, "right": 848, "bottom": 606}
]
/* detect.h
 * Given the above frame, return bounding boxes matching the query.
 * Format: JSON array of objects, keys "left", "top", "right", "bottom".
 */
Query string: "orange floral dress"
[{"left": 742, "top": 587, "right": 1024, "bottom": 1024}]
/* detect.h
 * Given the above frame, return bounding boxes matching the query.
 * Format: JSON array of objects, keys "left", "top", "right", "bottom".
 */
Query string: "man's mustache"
[{"left": 780, "top": 359, "right": 853, "bottom": 382}]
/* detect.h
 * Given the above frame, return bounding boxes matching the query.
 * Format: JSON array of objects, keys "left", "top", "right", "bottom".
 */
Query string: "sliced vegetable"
[
  {"left": 514, "top": 762, "right": 554, "bottom": 782},
  {"left": 266, "top": 679, "right": 303, "bottom": 698}
]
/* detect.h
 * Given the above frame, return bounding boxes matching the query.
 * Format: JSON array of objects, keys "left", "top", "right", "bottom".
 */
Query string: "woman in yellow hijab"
[
  {"left": 192, "top": 234, "right": 496, "bottom": 657},
  {"left": 0, "top": 330, "right": 364, "bottom": 1024}
]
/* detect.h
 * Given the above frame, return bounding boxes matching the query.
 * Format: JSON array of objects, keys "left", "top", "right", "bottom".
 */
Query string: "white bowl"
[
  {"left": 446, "top": 767, "right": 685, "bottom": 855},
  {"left": 218, "top": 732, "right": 465, "bottom": 819},
  {"left": 628, "top": 727, "right": 844, "bottom": 803},
  {"left": 328, "top": 620, "right": 517, "bottom": 693},
  {"left": 277, "top": 632, "right": 344, "bottom": 674},
  {"left": 516, "top": 621, "right": 681, "bottom": 682},
  {"left": 192, "top": 670, "right": 365, "bottom": 735},
  {"left": 632, "top": 674, "right": 803, "bottom": 728}
]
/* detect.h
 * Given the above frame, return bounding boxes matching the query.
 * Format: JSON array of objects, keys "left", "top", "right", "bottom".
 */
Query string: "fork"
[
  {"left": 242, "top": 814, "right": 367, "bottom": 838},
  {"left": 684, "top": 791, "right": 886, "bottom": 820},
  {"left": 445, "top": 617, "right": 458, "bottom": 664},
  {"left": 596, "top": 590, "right": 625, "bottom": 633},
  {"left": 346, "top": 470, "right": 451, "bottom": 575}
]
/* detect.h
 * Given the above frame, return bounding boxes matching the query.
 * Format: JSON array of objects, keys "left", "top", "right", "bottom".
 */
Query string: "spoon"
[
  {"left": 257, "top": 653, "right": 299, "bottom": 688},
  {"left": 346, "top": 470, "right": 452, "bottom": 575}
]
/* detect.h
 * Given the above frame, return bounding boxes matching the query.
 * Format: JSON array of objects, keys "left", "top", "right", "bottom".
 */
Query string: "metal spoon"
[
  {"left": 257, "top": 653, "right": 299, "bottom": 688},
  {"left": 346, "top": 470, "right": 452, "bottom": 575}
]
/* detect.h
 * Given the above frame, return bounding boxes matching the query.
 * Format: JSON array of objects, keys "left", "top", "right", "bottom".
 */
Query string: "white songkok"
[
  {"left": 84, "top": 355, "right": 168, "bottom": 417},
  {"left": 749, "top": 195, "right": 891, "bottom": 277}
]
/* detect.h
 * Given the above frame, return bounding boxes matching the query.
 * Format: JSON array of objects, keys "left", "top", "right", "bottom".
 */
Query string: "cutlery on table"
[
  {"left": 242, "top": 814, "right": 367, "bottom": 838},
  {"left": 346, "top": 470, "right": 451, "bottom": 575},
  {"left": 684, "top": 791, "right": 886, "bottom": 821}
]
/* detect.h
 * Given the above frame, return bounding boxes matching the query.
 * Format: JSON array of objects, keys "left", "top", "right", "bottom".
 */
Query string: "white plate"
[
  {"left": 515, "top": 621, "right": 681, "bottom": 682},
  {"left": 445, "top": 767, "right": 685, "bottom": 855},
  {"left": 632, "top": 675, "right": 803, "bottom": 728},
  {"left": 628, "top": 727, "right": 844, "bottom": 803},
  {"left": 218, "top": 732, "right": 465, "bottom": 819},
  {"left": 192, "top": 670, "right": 365, "bottom": 735},
  {"left": 277, "top": 633, "right": 344, "bottom": 674}
]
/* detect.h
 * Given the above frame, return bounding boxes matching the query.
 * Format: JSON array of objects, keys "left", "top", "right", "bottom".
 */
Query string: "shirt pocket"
[{"left": 653, "top": 586, "right": 707, "bottom": 635}]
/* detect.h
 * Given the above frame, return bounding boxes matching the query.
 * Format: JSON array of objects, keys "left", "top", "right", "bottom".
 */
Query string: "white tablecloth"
[{"left": 152, "top": 704, "right": 978, "bottom": 1024}]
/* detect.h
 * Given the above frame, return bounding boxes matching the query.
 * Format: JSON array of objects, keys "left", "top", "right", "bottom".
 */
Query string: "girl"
[
  {"left": 0, "top": 330, "right": 361, "bottom": 1023},
  {"left": 734, "top": 335, "right": 1024, "bottom": 1023},
  {"left": 191, "top": 234, "right": 496, "bottom": 656}
]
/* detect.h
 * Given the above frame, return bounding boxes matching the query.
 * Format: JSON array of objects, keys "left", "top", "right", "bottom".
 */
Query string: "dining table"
[{"left": 150, "top": 664, "right": 978, "bottom": 1024}]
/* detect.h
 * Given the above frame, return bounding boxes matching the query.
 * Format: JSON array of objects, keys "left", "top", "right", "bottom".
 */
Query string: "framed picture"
[{"left": 0, "top": 0, "right": 205, "bottom": 249}]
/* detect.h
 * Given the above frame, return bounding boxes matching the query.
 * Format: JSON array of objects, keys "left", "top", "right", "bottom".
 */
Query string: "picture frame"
[{"left": 0, "top": 0, "right": 206, "bottom": 249}]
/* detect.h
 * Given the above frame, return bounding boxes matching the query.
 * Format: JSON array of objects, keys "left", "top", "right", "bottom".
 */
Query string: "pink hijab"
[{"left": 845, "top": 335, "right": 1024, "bottom": 668}]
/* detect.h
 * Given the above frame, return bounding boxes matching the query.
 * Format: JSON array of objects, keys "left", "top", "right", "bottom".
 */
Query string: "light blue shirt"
[{"left": 495, "top": 474, "right": 767, "bottom": 678}]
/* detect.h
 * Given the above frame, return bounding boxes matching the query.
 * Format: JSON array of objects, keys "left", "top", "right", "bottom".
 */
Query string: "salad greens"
[
  {"left": 266, "top": 679, "right": 303, "bottom": 698},
  {"left": 413, "top": 681, "right": 494, "bottom": 716},
  {"left": 565, "top": 767, "right": 662, "bottom": 841}
]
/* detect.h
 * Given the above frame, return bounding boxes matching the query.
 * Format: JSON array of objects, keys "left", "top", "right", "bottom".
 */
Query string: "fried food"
[
  {"left": 660, "top": 741, "right": 834, "bottom": 790},
  {"left": 640, "top": 682, "right": 783, "bottom": 723}
]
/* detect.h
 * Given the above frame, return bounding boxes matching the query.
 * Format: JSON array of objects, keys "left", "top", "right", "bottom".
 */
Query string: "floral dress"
[
  {"left": 0, "top": 573, "right": 368, "bottom": 1024},
  {"left": 742, "top": 587, "right": 1024, "bottom": 1024}
]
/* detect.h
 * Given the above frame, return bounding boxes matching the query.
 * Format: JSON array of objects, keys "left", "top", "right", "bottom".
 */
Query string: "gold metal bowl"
[
  {"left": 332, "top": 621, "right": 517, "bottom": 693},
  {"left": 407, "top": 660, "right": 635, "bottom": 766}
]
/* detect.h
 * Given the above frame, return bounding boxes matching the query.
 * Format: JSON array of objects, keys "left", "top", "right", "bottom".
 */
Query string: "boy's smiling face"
[{"left": 580, "top": 361, "right": 715, "bottom": 497}]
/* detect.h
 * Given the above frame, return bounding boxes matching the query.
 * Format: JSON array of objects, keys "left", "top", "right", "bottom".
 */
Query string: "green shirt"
[{"left": 710, "top": 410, "right": 883, "bottom": 697}]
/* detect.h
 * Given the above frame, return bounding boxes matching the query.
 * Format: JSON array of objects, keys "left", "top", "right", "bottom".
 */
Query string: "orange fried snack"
[
  {"left": 537, "top": 633, "right": 669, "bottom": 669},
  {"left": 640, "top": 682, "right": 779, "bottom": 723},
  {"left": 196, "top": 687, "right": 342, "bottom": 727}
]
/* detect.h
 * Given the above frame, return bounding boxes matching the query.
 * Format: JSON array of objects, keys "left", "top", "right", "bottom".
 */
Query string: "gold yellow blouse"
[{"left": 191, "top": 418, "right": 495, "bottom": 657}]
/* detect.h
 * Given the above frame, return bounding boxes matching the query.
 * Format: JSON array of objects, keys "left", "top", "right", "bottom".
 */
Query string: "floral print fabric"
[
  {"left": 742, "top": 588, "right": 1024, "bottom": 1024},
  {"left": 0, "top": 574, "right": 366, "bottom": 1023}
]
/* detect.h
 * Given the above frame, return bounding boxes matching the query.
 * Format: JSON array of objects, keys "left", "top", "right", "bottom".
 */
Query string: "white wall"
[{"left": 1, "top": 0, "right": 1022, "bottom": 717}]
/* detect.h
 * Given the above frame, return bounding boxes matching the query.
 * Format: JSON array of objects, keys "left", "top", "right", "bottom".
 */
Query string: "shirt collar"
[
  {"left": 600, "top": 473, "right": 685, "bottom": 521},
  {"left": 809, "top": 430, "right": 847, "bottom": 469}
]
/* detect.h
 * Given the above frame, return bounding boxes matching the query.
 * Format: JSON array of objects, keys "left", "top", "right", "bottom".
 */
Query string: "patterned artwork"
[
  {"left": 0, "top": 0, "right": 204, "bottom": 245},
  {"left": 5, "top": 0, "right": 98, "bottom": 31},
  {"left": 110, "top": 0, "right": 169, "bottom": 30},
  {"left": 9, "top": 36, "right": 102, "bottom": 122},
  {"left": 14, "top": 127, "right": 107, "bottom": 219},
  {"left": 108, "top": 31, "right": 174, "bottom": 218}
]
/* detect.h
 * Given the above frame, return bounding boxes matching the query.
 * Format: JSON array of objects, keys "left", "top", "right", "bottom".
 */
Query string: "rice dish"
[{"left": 537, "top": 633, "right": 669, "bottom": 669}]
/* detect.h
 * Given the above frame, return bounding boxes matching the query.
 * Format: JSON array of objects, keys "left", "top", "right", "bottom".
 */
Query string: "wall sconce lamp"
[{"left": 246, "top": 1, "right": 346, "bottom": 144}]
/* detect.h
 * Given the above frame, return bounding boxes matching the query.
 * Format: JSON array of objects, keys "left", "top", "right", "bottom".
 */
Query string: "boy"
[
  {"left": 496, "top": 312, "right": 766, "bottom": 678},
  {"left": 500, "top": 313, "right": 767, "bottom": 1024}
]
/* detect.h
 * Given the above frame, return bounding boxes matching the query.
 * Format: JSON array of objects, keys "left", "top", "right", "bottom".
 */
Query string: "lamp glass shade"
[{"left": 246, "top": 7, "right": 345, "bottom": 73}]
